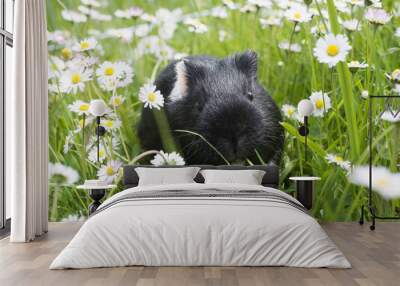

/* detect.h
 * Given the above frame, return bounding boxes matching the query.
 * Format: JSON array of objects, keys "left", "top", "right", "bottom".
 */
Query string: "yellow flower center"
[
  {"left": 287, "top": 108, "right": 295, "bottom": 116},
  {"left": 105, "top": 67, "right": 114, "bottom": 76},
  {"left": 61, "top": 47, "right": 72, "bottom": 59},
  {"left": 103, "top": 120, "right": 114, "bottom": 128},
  {"left": 293, "top": 11, "right": 302, "bottom": 20},
  {"left": 376, "top": 178, "right": 388, "bottom": 188},
  {"left": 71, "top": 73, "right": 81, "bottom": 84},
  {"left": 335, "top": 156, "right": 343, "bottom": 162},
  {"left": 99, "top": 149, "right": 105, "bottom": 158},
  {"left": 391, "top": 69, "right": 400, "bottom": 80},
  {"left": 79, "top": 104, "right": 89, "bottom": 111},
  {"left": 106, "top": 166, "right": 114, "bottom": 176},
  {"left": 80, "top": 41, "right": 90, "bottom": 50},
  {"left": 113, "top": 98, "right": 121, "bottom": 106},
  {"left": 315, "top": 99, "right": 324, "bottom": 109},
  {"left": 147, "top": 92, "right": 157, "bottom": 103},
  {"left": 327, "top": 44, "right": 339, "bottom": 56}
]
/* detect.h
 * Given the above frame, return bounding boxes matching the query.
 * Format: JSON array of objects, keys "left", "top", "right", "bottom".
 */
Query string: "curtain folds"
[{"left": 7, "top": 0, "right": 48, "bottom": 242}]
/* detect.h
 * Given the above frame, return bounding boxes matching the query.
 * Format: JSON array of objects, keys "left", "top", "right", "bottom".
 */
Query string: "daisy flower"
[
  {"left": 49, "top": 162, "right": 80, "bottom": 185},
  {"left": 345, "top": 0, "right": 364, "bottom": 7},
  {"left": 361, "top": 90, "right": 369, "bottom": 99},
  {"left": 348, "top": 60, "right": 368, "bottom": 69},
  {"left": 310, "top": 23, "right": 329, "bottom": 35},
  {"left": 365, "top": 7, "right": 391, "bottom": 25},
  {"left": 89, "top": 10, "right": 112, "bottom": 21},
  {"left": 97, "top": 160, "right": 123, "bottom": 184},
  {"left": 88, "top": 144, "right": 107, "bottom": 163},
  {"left": 109, "top": 95, "right": 125, "bottom": 108},
  {"left": 395, "top": 28, "right": 400, "bottom": 38},
  {"left": 279, "top": 41, "right": 302, "bottom": 53},
  {"left": 48, "top": 56, "right": 66, "bottom": 79},
  {"left": 342, "top": 19, "right": 360, "bottom": 31},
  {"left": 135, "top": 24, "right": 152, "bottom": 38},
  {"left": 157, "top": 46, "right": 175, "bottom": 61},
  {"left": 155, "top": 8, "right": 182, "bottom": 40},
  {"left": 140, "top": 13, "right": 156, "bottom": 23},
  {"left": 48, "top": 84, "right": 60, "bottom": 94},
  {"left": 73, "top": 38, "right": 97, "bottom": 52},
  {"left": 61, "top": 47, "right": 73, "bottom": 60},
  {"left": 335, "top": 1, "right": 351, "bottom": 14},
  {"left": 48, "top": 30, "right": 71, "bottom": 45},
  {"left": 240, "top": 4, "right": 257, "bottom": 13},
  {"left": 67, "top": 55, "right": 98, "bottom": 69},
  {"left": 68, "top": 100, "right": 91, "bottom": 115},
  {"left": 309, "top": 91, "right": 332, "bottom": 117},
  {"left": 151, "top": 151, "right": 185, "bottom": 166},
  {"left": 75, "top": 116, "right": 94, "bottom": 133},
  {"left": 222, "top": 0, "right": 240, "bottom": 10},
  {"left": 59, "top": 68, "right": 92, "bottom": 94},
  {"left": 96, "top": 61, "right": 134, "bottom": 91},
  {"left": 210, "top": 6, "right": 228, "bottom": 18},
  {"left": 390, "top": 69, "right": 400, "bottom": 82},
  {"left": 96, "top": 61, "right": 119, "bottom": 80},
  {"left": 380, "top": 111, "right": 400, "bottom": 123},
  {"left": 86, "top": 136, "right": 119, "bottom": 152},
  {"left": 135, "top": 36, "right": 163, "bottom": 57},
  {"left": 314, "top": 34, "right": 351, "bottom": 68},
  {"left": 61, "top": 10, "right": 87, "bottom": 23},
  {"left": 100, "top": 118, "right": 122, "bottom": 130},
  {"left": 281, "top": 104, "right": 297, "bottom": 119},
  {"left": 81, "top": 0, "right": 101, "bottom": 7},
  {"left": 370, "top": 0, "right": 382, "bottom": 8},
  {"left": 326, "top": 154, "right": 351, "bottom": 172},
  {"left": 260, "top": 16, "right": 282, "bottom": 28},
  {"left": 393, "top": 84, "right": 400, "bottom": 95},
  {"left": 114, "top": 7, "right": 144, "bottom": 19},
  {"left": 139, "top": 83, "right": 164, "bottom": 110},
  {"left": 248, "top": 0, "right": 272, "bottom": 9},
  {"left": 349, "top": 166, "right": 400, "bottom": 199},
  {"left": 106, "top": 27, "right": 135, "bottom": 43},
  {"left": 285, "top": 4, "right": 312, "bottom": 23},
  {"left": 63, "top": 131, "right": 74, "bottom": 154},
  {"left": 184, "top": 18, "right": 208, "bottom": 34}
]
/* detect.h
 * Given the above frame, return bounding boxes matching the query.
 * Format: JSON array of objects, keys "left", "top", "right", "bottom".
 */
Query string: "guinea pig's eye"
[
  {"left": 247, "top": 91, "right": 254, "bottom": 101},
  {"left": 195, "top": 101, "right": 203, "bottom": 113}
]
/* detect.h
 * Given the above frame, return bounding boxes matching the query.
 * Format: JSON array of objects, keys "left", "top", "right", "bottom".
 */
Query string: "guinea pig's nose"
[
  {"left": 230, "top": 136, "right": 238, "bottom": 156},
  {"left": 218, "top": 136, "right": 239, "bottom": 161}
]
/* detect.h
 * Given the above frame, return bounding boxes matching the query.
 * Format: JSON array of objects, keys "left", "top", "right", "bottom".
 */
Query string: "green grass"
[{"left": 47, "top": 0, "right": 400, "bottom": 221}]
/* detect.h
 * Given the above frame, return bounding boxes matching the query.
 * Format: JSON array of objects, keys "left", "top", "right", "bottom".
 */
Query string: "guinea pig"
[{"left": 137, "top": 50, "right": 284, "bottom": 165}]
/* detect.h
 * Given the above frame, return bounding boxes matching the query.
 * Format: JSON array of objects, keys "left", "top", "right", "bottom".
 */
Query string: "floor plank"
[{"left": 0, "top": 222, "right": 399, "bottom": 286}]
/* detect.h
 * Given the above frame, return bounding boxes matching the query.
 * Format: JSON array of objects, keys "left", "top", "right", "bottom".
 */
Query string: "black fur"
[{"left": 138, "top": 51, "right": 284, "bottom": 165}]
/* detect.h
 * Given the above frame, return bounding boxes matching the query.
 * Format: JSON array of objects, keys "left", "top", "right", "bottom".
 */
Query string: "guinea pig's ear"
[
  {"left": 169, "top": 61, "right": 188, "bottom": 101},
  {"left": 183, "top": 59, "right": 206, "bottom": 83},
  {"left": 169, "top": 59, "right": 206, "bottom": 102},
  {"left": 234, "top": 50, "right": 258, "bottom": 79}
]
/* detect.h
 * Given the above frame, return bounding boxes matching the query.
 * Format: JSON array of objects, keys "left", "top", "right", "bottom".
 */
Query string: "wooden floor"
[{"left": 0, "top": 222, "right": 399, "bottom": 286}]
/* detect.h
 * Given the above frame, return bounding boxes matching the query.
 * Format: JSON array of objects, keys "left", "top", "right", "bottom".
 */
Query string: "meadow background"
[{"left": 46, "top": 0, "right": 400, "bottom": 221}]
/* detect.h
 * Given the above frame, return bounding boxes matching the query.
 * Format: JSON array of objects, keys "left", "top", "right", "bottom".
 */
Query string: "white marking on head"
[{"left": 170, "top": 60, "right": 188, "bottom": 102}]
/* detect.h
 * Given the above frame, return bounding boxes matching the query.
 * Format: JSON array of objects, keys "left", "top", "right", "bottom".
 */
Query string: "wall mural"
[{"left": 47, "top": 0, "right": 400, "bottom": 221}]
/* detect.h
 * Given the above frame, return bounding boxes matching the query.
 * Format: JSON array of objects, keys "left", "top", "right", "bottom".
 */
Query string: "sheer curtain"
[{"left": 7, "top": 0, "right": 48, "bottom": 242}]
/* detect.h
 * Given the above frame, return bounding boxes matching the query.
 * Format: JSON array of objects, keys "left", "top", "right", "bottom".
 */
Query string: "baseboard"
[{"left": 0, "top": 218, "right": 11, "bottom": 239}]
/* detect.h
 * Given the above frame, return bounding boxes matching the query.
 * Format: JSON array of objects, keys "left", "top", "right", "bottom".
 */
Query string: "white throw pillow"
[
  {"left": 200, "top": 169, "right": 266, "bottom": 185},
  {"left": 135, "top": 167, "right": 201, "bottom": 186}
]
